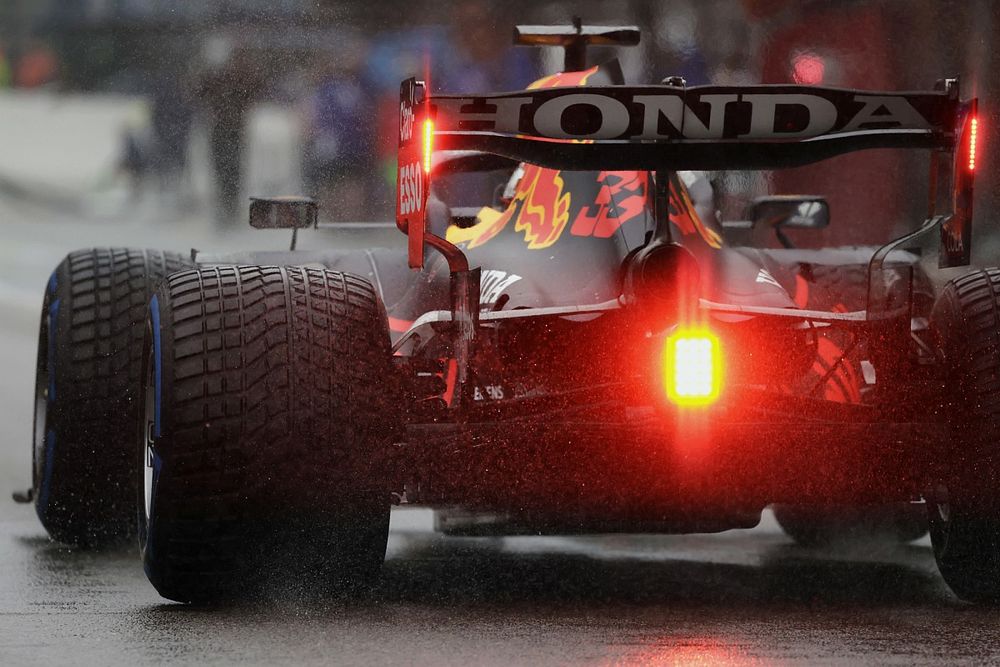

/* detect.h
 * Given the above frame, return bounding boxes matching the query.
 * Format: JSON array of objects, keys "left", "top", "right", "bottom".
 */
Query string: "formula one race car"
[{"left": 20, "top": 24, "right": 997, "bottom": 604}]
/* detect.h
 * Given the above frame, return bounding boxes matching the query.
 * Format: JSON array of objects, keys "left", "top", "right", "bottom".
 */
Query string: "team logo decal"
[
  {"left": 443, "top": 165, "right": 571, "bottom": 250},
  {"left": 435, "top": 89, "right": 938, "bottom": 141},
  {"left": 446, "top": 168, "right": 652, "bottom": 250},
  {"left": 513, "top": 165, "right": 572, "bottom": 249}
]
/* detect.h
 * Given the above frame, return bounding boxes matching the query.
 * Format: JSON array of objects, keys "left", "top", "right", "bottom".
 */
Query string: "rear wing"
[{"left": 397, "top": 77, "right": 978, "bottom": 269}]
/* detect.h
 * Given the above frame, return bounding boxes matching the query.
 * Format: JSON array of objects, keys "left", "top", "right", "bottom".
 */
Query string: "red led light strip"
[
  {"left": 423, "top": 119, "right": 433, "bottom": 174},
  {"left": 968, "top": 117, "right": 978, "bottom": 173}
]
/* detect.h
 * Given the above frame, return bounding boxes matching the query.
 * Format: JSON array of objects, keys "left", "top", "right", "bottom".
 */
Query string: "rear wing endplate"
[{"left": 395, "top": 78, "right": 430, "bottom": 269}]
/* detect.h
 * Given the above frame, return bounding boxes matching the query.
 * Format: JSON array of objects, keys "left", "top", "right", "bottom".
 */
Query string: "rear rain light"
[{"left": 663, "top": 328, "right": 722, "bottom": 406}]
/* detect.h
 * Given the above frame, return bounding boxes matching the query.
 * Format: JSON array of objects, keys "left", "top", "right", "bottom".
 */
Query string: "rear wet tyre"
[
  {"left": 772, "top": 261, "right": 928, "bottom": 548},
  {"left": 140, "top": 265, "right": 395, "bottom": 603},
  {"left": 32, "top": 248, "right": 192, "bottom": 548},
  {"left": 928, "top": 268, "right": 1000, "bottom": 603}
]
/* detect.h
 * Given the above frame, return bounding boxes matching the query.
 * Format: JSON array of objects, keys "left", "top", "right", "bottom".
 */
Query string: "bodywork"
[{"left": 375, "top": 37, "right": 979, "bottom": 533}]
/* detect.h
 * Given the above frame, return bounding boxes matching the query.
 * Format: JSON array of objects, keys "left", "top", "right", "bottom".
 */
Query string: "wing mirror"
[
  {"left": 720, "top": 196, "right": 829, "bottom": 246},
  {"left": 748, "top": 196, "right": 829, "bottom": 248},
  {"left": 249, "top": 196, "right": 318, "bottom": 229},
  {"left": 750, "top": 196, "right": 829, "bottom": 229}
]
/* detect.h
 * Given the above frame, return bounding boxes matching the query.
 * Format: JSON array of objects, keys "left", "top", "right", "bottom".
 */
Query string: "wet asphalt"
[
  {"left": 1, "top": 217, "right": 999, "bottom": 666},
  {"left": 4, "top": 501, "right": 999, "bottom": 666}
]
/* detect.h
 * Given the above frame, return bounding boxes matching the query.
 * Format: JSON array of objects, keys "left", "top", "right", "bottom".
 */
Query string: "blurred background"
[{"left": 0, "top": 0, "right": 995, "bottom": 226}]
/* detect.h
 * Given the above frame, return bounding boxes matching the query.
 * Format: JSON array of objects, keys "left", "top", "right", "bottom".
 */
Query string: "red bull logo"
[
  {"left": 513, "top": 165, "right": 572, "bottom": 249},
  {"left": 445, "top": 165, "right": 571, "bottom": 250}
]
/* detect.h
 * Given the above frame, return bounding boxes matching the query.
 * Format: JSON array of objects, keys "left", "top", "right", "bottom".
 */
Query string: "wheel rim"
[
  {"left": 32, "top": 297, "right": 52, "bottom": 493},
  {"left": 143, "top": 348, "right": 156, "bottom": 522}
]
